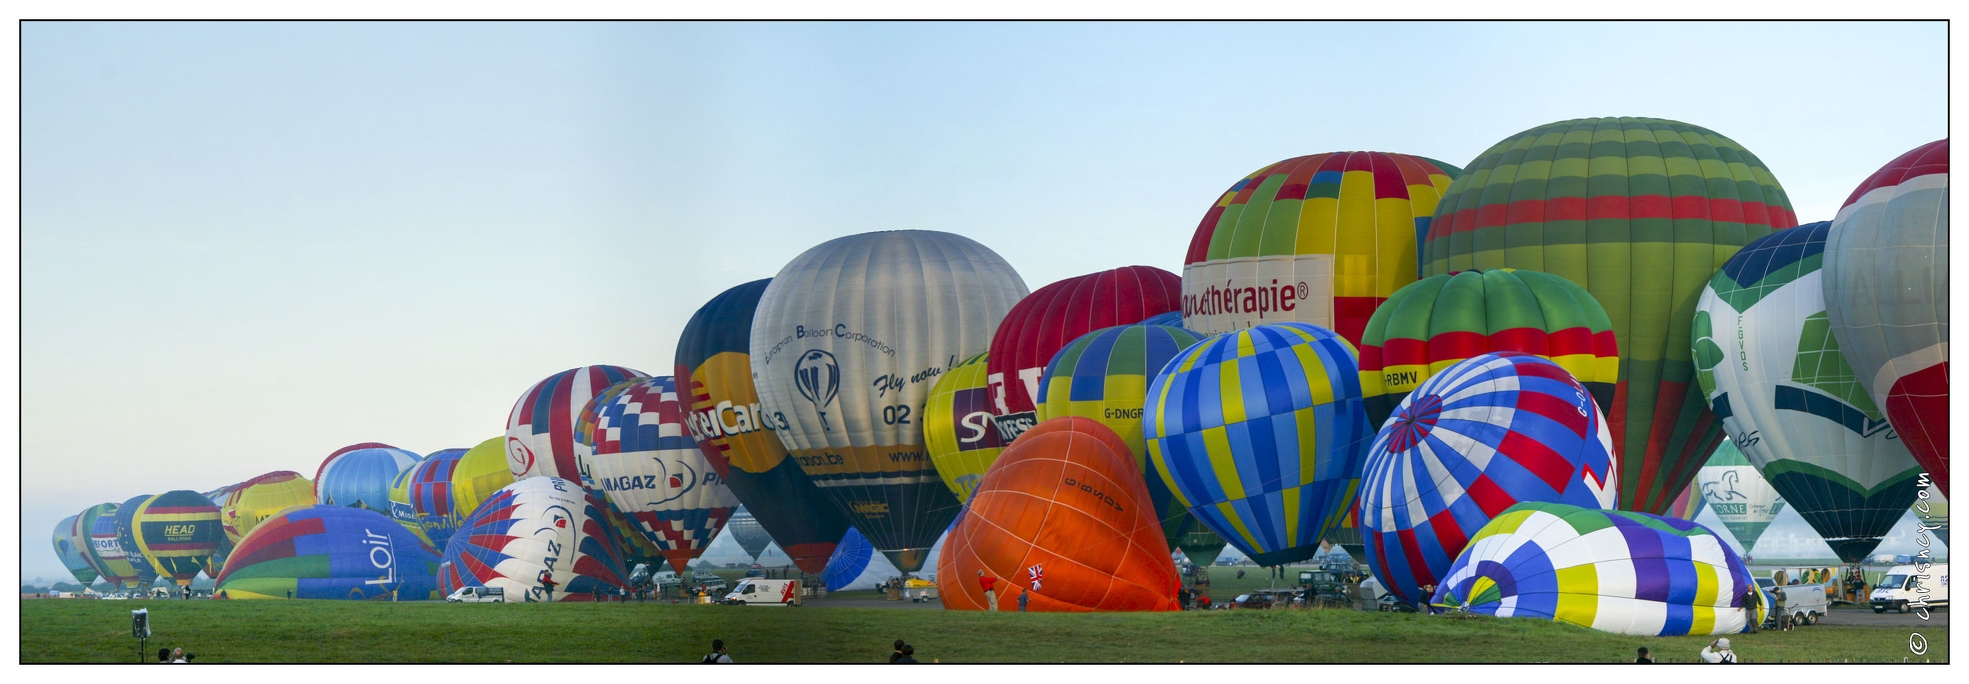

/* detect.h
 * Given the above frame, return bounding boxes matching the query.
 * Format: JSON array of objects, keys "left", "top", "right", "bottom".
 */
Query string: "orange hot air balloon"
[{"left": 937, "top": 416, "right": 1180, "bottom": 612}]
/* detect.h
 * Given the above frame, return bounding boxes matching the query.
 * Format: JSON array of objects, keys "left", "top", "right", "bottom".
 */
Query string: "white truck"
[
  {"left": 1871, "top": 563, "right": 1949, "bottom": 614},
  {"left": 722, "top": 578, "right": 802, "bottom": 606},
  {"left": 445, "top": 586, "right": 506, "bottom": 603}
]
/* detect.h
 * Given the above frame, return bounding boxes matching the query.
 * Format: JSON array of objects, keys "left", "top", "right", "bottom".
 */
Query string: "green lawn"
[{"left": 21, "top": 596, "right": 1945, "bottom": 664}]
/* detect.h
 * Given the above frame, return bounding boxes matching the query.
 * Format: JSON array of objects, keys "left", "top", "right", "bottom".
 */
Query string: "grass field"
[{"left": 21, "top": 593, "right": 1946, "bottom": 664}]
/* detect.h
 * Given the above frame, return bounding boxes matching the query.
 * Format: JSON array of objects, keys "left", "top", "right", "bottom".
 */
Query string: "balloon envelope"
[
  {"left": 581, "top": 375, "right": 738, "bottom": 573},
  {"left": 114, "top": 495, "right": 160, "bottom": 587},
  {"left": 133, "top": 490, "right": 224, "bottom": 586},
  {"left": 316, "top": 446, "right": 420, "bottom": 513},
  {"left": 1432, "top": 502, "right": 1764, "bottom": 636},
  {"left": 1360, "top": 269, "right": 1618, "bottom": 427},
  {"left": 1695, "top": 222, "right": 1923, "bottom": 562},
  {"left": 1183, "top": 151, "right": 1461, "bottom": 344},
  {"left": 750, "top": 230, "right": 1028, "bottom": 573},
  {"left": 822, "top": 526, "right": 902, "bottom": 592},
  {"left": 53, "top": 515, "right": 99, "bottom": 585},
  {"left": 1691, "top": 441, "right": 1786, "bottom": 554},
  {"left": 389, "top": 450, "right": 465, "bottom": 547},
  {"left": 216, "top": 505, "right": 442, "bottom": 600},
  {"left": 1822, "top": 139, "right": 1949, "bottom": 496},
  {"left": 726, "top": 507, "right": 774, "bottom": 562},
  {"left": 924, "top": 352, "right": 1007, "bottom": 503},
  {"left": 88, "top": 503, "right": 141, "bottom": 588},
  {"left": 1359, "top": 353, "right": 1619, "bottom": 605},
  {"left": 938, "top": 417, "right": 1180, "bottom": 612},
  {"left": 1146, "top": 322, "right": 1372, "bottom": 566},
  {"left": 439, "top": 476, "right": 631, "bottom": 602},
  {"left": 1037, "top": 323, "right": 1209, "bottom": 548},
  {"left": 987, "top": 265, "right": 1181, "bottom": 440},
  {"left": 1423, "top": 117, "right": 1799, "bottom": 515},
  {"left": 677, "top": 278, "right": 850, "bottom": 574},
  {"left": 506, "top": 365, "right": 650, "bottom": 481},
  {"left": 224, "top": 471, "right": 317, "bottom": 544}
]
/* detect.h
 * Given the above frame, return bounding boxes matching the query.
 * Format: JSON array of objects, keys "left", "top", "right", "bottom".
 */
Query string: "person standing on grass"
[
  {"left": 702, "top": 639, "right": 733, "bottom": 663},
  {"left": 1699, "top": 638, "right": 1737, "bottom": 663},
  {"left": 1018, "top": 589, "right": 1029, "bottom": 612},
  {"left": 1635, "top": 647, "right": 1654, "bottom": 663},
  {"left": 1742, "top": 585, "right": 1760, "bottom": 633},
  {"left": 977, "top": 570, "right": 999, "bottom": 611}
]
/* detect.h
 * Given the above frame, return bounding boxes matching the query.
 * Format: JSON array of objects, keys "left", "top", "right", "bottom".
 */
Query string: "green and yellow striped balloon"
[{"left": 1421, "top": 117, "right": 1797, "bottom": 514}]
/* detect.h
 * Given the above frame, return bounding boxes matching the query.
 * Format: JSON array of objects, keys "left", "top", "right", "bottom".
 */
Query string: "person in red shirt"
[
  {"left": 977, "top": 570, "right": 999, "bottom": 611},
  {"left": 538, "top": 569, "right": 559, "bottom": 602}
]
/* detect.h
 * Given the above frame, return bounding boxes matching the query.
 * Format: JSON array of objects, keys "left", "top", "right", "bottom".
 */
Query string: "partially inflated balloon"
[
  {"left": 726, "top": 507, "right": 773, "bottom": 562},
  {"left": 1424, "top": 117, "right": 1798, "bottom": 515},
  {"left": 72, "top": 504, "right": 119, "bottom": 584},
  {"left": 201, "top": 485, "right": 238, "bottom": 575},
  {"left": 986, "top": 266, "right": 1181, "bottom": 441},
  {"left": 133, "top": 490, "right": 224, "bottom": 586},
  {"left": 1360, "top": 269, "right": 1618, "bottom": 427},
  {"left": 824, "top": 527, "right": 902, "bottom": 591},
  {"left": 1146, "top": 322, "right": 1372, "bottom": 566},
  {"left": 1183, "top": 152, "right": 1460, "bottom": 343},
  {"left": 1432, "top": 502, "right": 1764, "bottom": 636},
  {"left": 580, "top": 376, "right": 737, "bottom": 573},
  {"left": 1692, "top": 441, "right": 1785, "bottom": 553},
  {"left": 89, "top": 504, "right": 142, "bottom": 588},
  {"left": 925, "top": 352, "right": 1006, "bottom": 503},
  {"left": 678, "top": 279, "right": 849, "bottom": 574},
  {"left": 1665, "top": 483, "right": 1707, "bottom": 521},
  {"left": 53, "top": 515, "right": 99, "bottom": 585},
  {"left": 506, "top": 365, "right": 650, "bottom": 481},
  {"left": 750, "top": 231, "right": 1028, "bottom": 573},
  {"left": 1694, "top": 223, "right": 1922, "bottom": 561},
  {"left": 316, "top": 446, "right": 420, "bottom": 513},
  {"left": 1823, "top": 139, "right": 1948, "bottom": 496},
  {"left": 389, "top": 450, "right": 464, "bottom": 547},
  {"left": 224, "top": 471, "right": 317, "bottom": 544},
  {"left": 1037, "top": 323, "right": 1207, "bottom": 548},
  {"left": 1359, "top": 353, "right": 1619, "bottom": 605},
  {"left": 1176, "top": 527, "right": 1227, "bottom": 567},
  {"left": 216, "top": 505, "right": 441, "bottom": 600},
  {"left": 939, "top": 417, "right": 1180, "bottom": 612},
  {"left": 114, "top": 495, "right": 160, "bottom": 587},
  {"left": 439, "top": 476, "right": 631, "bottom": 602}
]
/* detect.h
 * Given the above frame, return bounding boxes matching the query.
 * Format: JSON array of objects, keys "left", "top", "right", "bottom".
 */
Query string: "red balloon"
[
  {"left": 937, "top": 416, "right": 1180, "bottom": 612},
  {"left": 985, "top": 266, "right": 1181, "bottom": 442}
]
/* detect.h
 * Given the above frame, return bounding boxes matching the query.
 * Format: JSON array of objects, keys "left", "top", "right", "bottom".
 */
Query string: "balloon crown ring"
[{"left": 1386, "top": 394, "right": 1443, "bottom": 452}]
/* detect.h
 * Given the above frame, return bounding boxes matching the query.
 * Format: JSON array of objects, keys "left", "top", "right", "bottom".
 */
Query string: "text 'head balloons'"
[
  {"left": 1432, "top": 502, "right": 1763, "bottom": 636},
  {"left": 1423, "top": 117, "right": 1798, "bottom": 515},
  {"left": 939, "top": 417, "right": 1180, "bottom": 612},
  {"left": 1694, "top": 222, "right": 1924, "bottom": 562},
  {"left": 1359, "top": 352, "right": 1618, "bottom": 605},
  {"left": 750, "top": 230, "right": 1029, "bottom": 573},
  {"left": 1822, "top": 139, "right": 1949, "bottom": 496},
  {"left": 677, "top": 278, "right": 849, "bottom": 574},
  {"left": 506, "top": 365, "right": 650, "bottom": 481},
  {"left": 987, "top": 265, "right": 1181, "bottom": 441},
  {"left": 133, "top": 490, "right": 224, "bottom": 586},
  {"left": 1146, "top": 322, "right": 1372, "bottom": 566}
]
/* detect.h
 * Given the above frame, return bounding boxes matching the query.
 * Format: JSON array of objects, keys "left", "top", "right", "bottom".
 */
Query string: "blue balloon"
[{"left": 317, "top": 447, "right": 421, "bottom": 513}]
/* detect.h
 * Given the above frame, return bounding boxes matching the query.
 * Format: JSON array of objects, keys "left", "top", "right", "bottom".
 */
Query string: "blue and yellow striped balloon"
[{"left": 1145, "top": 322, "right": 1371, "bottom": 566}]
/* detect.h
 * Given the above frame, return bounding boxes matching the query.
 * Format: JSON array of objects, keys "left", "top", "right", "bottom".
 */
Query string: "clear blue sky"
[{"left": 19, "top": 21, "right": 1947, "bottom": 581}]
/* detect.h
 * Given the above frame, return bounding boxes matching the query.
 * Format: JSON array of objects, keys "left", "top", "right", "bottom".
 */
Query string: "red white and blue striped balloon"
[
  {"left": 1359, "top": 352, "right": 1618, "bottom": 606},
  {"left": 580, "top": 375, "right": 737, "bottom": 573},
  {"left": 505, "top": 365, "right": 650, "bottom": 482}
]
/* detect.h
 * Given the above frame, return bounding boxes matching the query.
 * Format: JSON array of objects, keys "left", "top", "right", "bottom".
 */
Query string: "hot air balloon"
[
  {"left": 1423, "top": 117, "right": 1797, "bottom": 516},
  {"left": 438, "top": 476, "right": 631, "bottom": 602},
  {"left": 1360, "top": 269, "right": 1618, "bottom": 428},
  {"left": 114, "top": 495, "right": 161, "bottom": 589},
  {"left": 677, "top": 279, "right": 851, "bottom": 574},
  {"left": 1432, "top": 502, "right": 1765, "bottom": 636},
  {"left": 216, "top": 505, "right": 442, "bottom": 600},
  {"left": 580, "top": 376, "right": 738, "bottom": 573},
  {"left": 389, "top": 450, "right": 463, "bottom": 546},
  {"left": 132, "top": 490, "right": 224, "bottom": 587},
  {"left": 53, "top": 515, "right": 99, "bottom": 585},
  {"left": 725, "top": 507, "right": 774, "bottom": 563},
  {"left": 1359, "top": 352, "right": 1619, "bottom": 605},
  {"left": 1140, "top": 311, "right": 1187, "bottom": 329},
  {"left": 87, "top": 504, "right": 142, "bottom": 589},
  {"left": 1146, "top": 322, "right": 1372, "bottom": 566},
  {"left": 507, "top": 365, "right": 650, "bottom": 481},
  {"left": 316, "top": 446, "right": 421, "bottom": 513},
  {"left": 1822, "top": 139, "right": 1948, "bottom": 496},
  {"left": 1694, "top": 222, "right": 1923, "bottom": 562},
  {"left": 1692, "top": 440, "right": 1785, "bottom": 554},
  {"left": 822, "top": 527, "right": 900, "bottom": 591},
  {"left": 1183, "top": 152, "right": 1461, "bottom": 344},
  {"left": 70, "top": 504, "right": 118, "bottom": 585},
  {"left": 939, "top": 417, "right": 1180, "bottom": 612},
  {"left": 925, "top": 352, "right": 1007, "bottom": 503},
  {"left": 1665, "top": 482, "right": 1707, "bottom": 521},
  {"left": 1176, "top": 527, "right": 1227, "bottom": 568},
  {"left": 201, "top": 485, "right": 239, "bottom": 576},
  {"left": 405, "top": 438, "right": 516, "bottom": 551},
  {"left": 223, "top": 471, "right": 317, "bottom": 544},
  {"left": 986, "top": 265, "right": 1182, "bottom": 442},
  {"left": 1036, "top": 323, "right": 1208, "bottom": 548},
  {"left": 750, "top": 230, "right": 1028, "bottom": 573}
]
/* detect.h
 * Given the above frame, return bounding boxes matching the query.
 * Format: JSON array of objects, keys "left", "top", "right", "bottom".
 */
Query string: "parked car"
[
  {"left": 652, "top": 571, "right": 681, "bottom": 590},
  {"left": 722, "top": 578, "right": 801, "bottom": 606},
  {"left": 1872, "top": 563, "right": 1950, "bottom": 613},
  {"left": 691, "top": 571, "right": 728, "bottom": 593},
  {"left": 445, "top": 586, "right": 505, "bottom": 603},
  {"left": 1232, "top": 593, "right": 1274, "bottom": 610}
]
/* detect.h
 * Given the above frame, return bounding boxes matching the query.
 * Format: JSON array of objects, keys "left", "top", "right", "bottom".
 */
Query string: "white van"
[
  {"left": 445, "top": 586, "right": 506, "bottom": 603},
  {"left": 1871, "top": 563, "right": 1948, "bottom": 613},
  {"left": 722, "top": 578, "right": 801, "bottom": 606}
]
